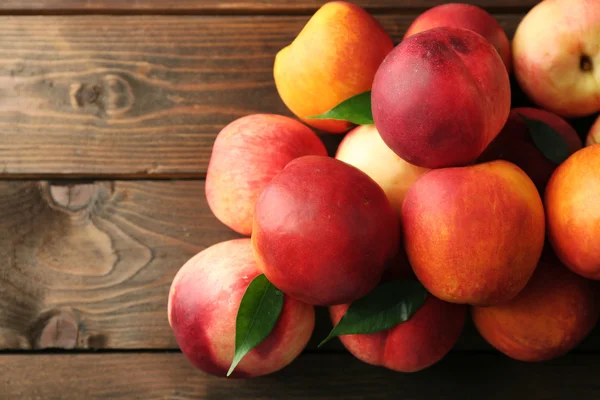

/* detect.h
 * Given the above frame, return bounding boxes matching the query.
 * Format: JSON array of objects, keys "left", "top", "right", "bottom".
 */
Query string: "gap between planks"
[{"left": 1, "top": 352, "right": 600, "bottom": 400}]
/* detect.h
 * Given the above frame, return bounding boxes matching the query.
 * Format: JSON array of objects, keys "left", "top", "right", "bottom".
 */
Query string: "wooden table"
[{"left": 0, "top": 1, "right": 598, "bottom": 399}]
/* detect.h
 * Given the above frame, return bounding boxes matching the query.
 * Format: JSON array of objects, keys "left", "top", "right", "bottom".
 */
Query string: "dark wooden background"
[{"left": 0, "top": 1, "right": 598, "bottom": 399}]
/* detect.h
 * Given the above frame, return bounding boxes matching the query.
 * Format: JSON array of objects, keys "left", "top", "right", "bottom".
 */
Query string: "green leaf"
[
  {"left": 307, "top": 91, "right": 373, "bottom": 125},
  {"left": 227, "top": 274, "right": 284, "bottom": 377},
  {"left": 319, "top": 280, "right": 428, "bottom": 347},
  {"left": 519, "top": 114, "right": 570, "bottom": 165}
]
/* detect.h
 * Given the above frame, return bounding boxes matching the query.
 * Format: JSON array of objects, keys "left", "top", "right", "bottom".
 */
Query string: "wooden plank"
[
  {"left": 0, "top": 14, "right": 524, "bottom": 178},
  {"left": 0, "top": 1, "right": 538, "bottom": 14},
  {"left": 1, "top": 179, "right": 600, "bottom": 351},
  {"left": 0, "top": 178, "right": 594, "bottom": 352},
  {"left": 0, "top": 180, "right": 240, "bottom": 349},
  {"left": 1, "top": 352, "right": 599, "bottom": 399}
]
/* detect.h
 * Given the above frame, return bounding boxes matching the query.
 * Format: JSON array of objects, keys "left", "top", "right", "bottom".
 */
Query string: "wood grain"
[
  {"left": 0, "top": 0, "right": 539, "bottom": 14},
  {"left": 0, "top": 180, "right": 239, "bottom": 349},
  {"left": 1, "top": 179, "right": 599, "bottom": 351},
  {"left": 0, "top": 14, "right": 525, "bottom": 178},
  {"left": 2, "top": 352, "right": 599, "bottom": 399}
]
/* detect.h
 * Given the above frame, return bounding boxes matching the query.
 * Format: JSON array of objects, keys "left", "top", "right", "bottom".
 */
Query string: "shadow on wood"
[{"left": 1, "top": 352, "right": 598, "bottom": 399}]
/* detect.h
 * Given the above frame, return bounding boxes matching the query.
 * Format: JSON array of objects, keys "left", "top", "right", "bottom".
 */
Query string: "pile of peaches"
[{"left": 168, "top": 0, "right": 600, "bottom": 378}]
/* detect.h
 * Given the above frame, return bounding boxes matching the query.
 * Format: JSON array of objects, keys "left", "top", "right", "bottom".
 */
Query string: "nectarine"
[
  {"left": 330, "top": 288, "right": 466, "bottom": 372},
  {"left": 206, "top": 114, "right": 326, "bottom": 235},
  {"left": 513, "top": 0, "right": 600, "bottom": 117},
  {"left": 274, "top": 1, "right": 394, "bottom": 133},
  {"left": 402, "top": 160, "right": 545, "bottom": 306},
  {"left": 168, "top": 239, "right": 315, "bottom": 378},
  {"left": 372, "top": 27, "right": 510, "bottom": 168},
  {"left": 546, "top": 144, "right": 600, "bottom": 279},
  {"left": 252, "top": 155, "right": 399, "bottom": 306},
  {"left": 405, "top": 3, "right": 511, "bottom": 72},
  {"left": 328, "top": 258, "right": 464, "bottom": 373},
  {"left": 335, "top": 124, "right": 429, "bottom": 216},
  {"left": 472, "top": 259, "right": 599, "bottom": 362}
]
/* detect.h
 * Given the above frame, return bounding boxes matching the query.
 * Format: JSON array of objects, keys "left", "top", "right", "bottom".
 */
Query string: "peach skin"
[
  {"left": 513, "top": 0, "right": 600, "bottom": 117},
  {"left": 330, "top": 292, "right": 466, "bottom": 373},
  {"left": 168, "top": 239, "right": 315, "bottom": 378},
  {"left": 405, "top": 3, "right": 511, "bottom": 72},
  {"left": 545, "top": 144, "right": 600, "bottom": 279},
  {"left": 274, "top": 1, "right": 394, "bottom": 133},
  {"left": 335, "top": 124, "right": 430, "bottom": 216},
  {"left": 205, "top": 114, "right": 326, "bottom": 235},
  {"left": 402, "top": 160, "right": 545, "bottom": 306},
  {"left": 372, "top": 27, "right": 510, "bottom": 168},
  {"left": 329, "top": 256, "right": 466, "bottom": 373},
  {"left": 252, "top": 155, "right": 399, "bottom": 306},
  {"left": 472, "top": 258, "right": 599, "bottom": 362}
]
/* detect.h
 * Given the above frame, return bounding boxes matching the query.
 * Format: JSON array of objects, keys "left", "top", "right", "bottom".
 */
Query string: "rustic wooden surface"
[
  {"left": 0, "top": 178, "right": 598, "bottom": 352},
  {"left": 1, "top": 0, "right": 599, "bottom": 398},
  {"left": 0, "top": 180, "right": 239, "bottom": 349},
  {"left": 2, "top": 352, "right": 600, "bottom": 400},
  {"left": 0, "top": 14, "right": 524, "bottom": 178},
  {"left": 0, "top": 0, "right": 537, "bottom": 14}
]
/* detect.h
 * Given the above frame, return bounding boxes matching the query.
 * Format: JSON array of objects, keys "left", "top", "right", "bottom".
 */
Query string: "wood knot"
[
  {"left": 72, "top": 83, "right": 101, "bottom": 107},
  {"left": 48, "top": 183, "right": 98, "bottom": 212},
  {"left": 70, "top": 74, "right": 133, "bottom": 117},
  {"left": 34, "top": 310, "right": 79, "bottom": 349}
]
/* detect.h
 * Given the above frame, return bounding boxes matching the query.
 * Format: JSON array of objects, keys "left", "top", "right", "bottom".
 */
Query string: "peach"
[
  {"left": 205, "top": 114, "right": 327, "bottom": 235},
  {"left": 405, "top": 3, "right": 511, "bottom": 72},
  {"left": 587, "top": 116, "right": 600, "bottom": 146},
  {"left": 472, "top": 258, "right": 599, "bottom": 362},
  {"left": 274, "top": 1, "right": 394, "bottom": 133},
  {"left": 545, "top": 144, "right": 600, "bottom": 279},
  {"left": 335, "top": 124, "right": 430, "bottom": 216},
  {"left": 252, "top": 155, "right": 399, "bottom": 306},
  {"left": 478, "top": 107, "right": 582, "bottom": 193},
  {"left": 402, "top": 160, "right": 545, "bottom": 306},
  {"left": 372, "top": 27, "right": 510, "bottom": 169},
  {"left": 329, "top": 258, "right": 466, "bottom": 373},
  {"left": 168, "top": 239, "right": 315, "bottom": 378},
  {"left": 330, "top": 294, "right": 465, "bottom": 373},
  {"left": 513, "top": 0, "right": 600, "bottom": 117}
]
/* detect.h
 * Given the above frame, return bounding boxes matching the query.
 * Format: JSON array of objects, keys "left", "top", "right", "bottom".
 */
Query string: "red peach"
[
  {"left": 405, "top": 3, "right": 511, "bottom": 72},
  {"left": 252, "top": 155, "right": 399, "bottom": 306},
  {"left": 372, "top": 27, "right": 510, "bottom": 169},
  {"left": 330, "top": 281, "right": 466, "bottom": 372},
  {"left": 168, "top": 239, "right": 315, "bottom": 378},
  {"left": 472, "top": 258, "right": 599, "bottom": 362},
  {"left": 205, "top": 114, "right": 326, "bottom": 235},
  {"left": 478, "top": 107, "right": 582, "bottom": 193},
  {"left": 402, "top": 160, "right": 545, "bottom": 306}
]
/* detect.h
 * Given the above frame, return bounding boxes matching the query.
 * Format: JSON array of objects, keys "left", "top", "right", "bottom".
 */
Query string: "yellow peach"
[
  {"left": 335, "top": 125, "right": 429, "bottom": 216},
  {"left": 274, "top": 1, "right": 394, "bottom": 133}
]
